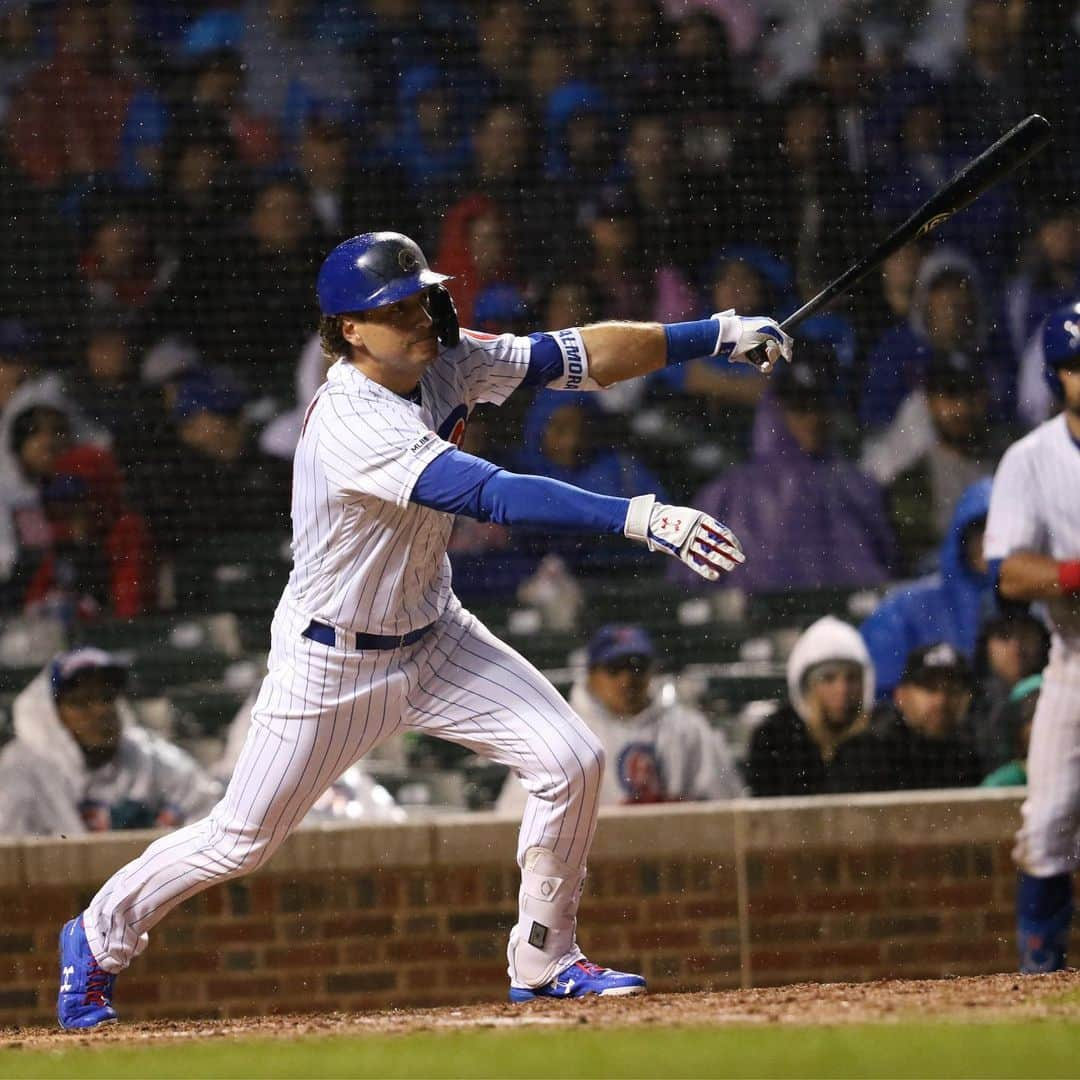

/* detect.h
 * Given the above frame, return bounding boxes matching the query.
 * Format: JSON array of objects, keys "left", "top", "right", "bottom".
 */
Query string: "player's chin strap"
[
  {"left": 509, "top": 847, "right": 586, "bottom": 988},
  {"left": 430, "top": 284, "right": 460, "bottom": 348}
]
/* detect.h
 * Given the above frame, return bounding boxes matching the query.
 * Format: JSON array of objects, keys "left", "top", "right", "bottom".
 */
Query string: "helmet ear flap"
[{"left": 430, "top": 284, "right": 460, "bottom": 348}]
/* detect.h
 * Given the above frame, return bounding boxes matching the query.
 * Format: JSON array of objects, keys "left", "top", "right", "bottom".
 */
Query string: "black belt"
[{"left": 302, "top": 619, "right": 434, "bottom": 650}]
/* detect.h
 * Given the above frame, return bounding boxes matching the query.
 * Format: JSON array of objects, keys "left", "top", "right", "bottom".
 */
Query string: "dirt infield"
[{"left": 5, "top": 970, "right": 1079, "bottom": 1051}]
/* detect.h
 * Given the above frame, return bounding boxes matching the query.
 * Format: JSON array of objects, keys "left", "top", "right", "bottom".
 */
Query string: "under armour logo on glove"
[{"left": 624, "top": 494, "right": 745, "bottom": 582}]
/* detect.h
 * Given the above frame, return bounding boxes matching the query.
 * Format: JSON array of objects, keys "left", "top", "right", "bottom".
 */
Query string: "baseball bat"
[{"left": 746, "top": 113, "right": 1052, "bottom": 367}]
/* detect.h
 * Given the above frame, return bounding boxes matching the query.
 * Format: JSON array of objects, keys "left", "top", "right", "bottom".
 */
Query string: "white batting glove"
[
  {"left": 710, "top": 309, "right": 794, "bottom": 374},
  {"left": 624, "top": 494, "right": 745, "bottom": 582}
]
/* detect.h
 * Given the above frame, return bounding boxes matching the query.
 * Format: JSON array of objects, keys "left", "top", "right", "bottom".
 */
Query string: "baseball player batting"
[
  {"left": 57, "top": 232, "right": 792, "bottom": 1027},
  {"left": 984, "top": 300, "right": 1080, "bottom": 973}
]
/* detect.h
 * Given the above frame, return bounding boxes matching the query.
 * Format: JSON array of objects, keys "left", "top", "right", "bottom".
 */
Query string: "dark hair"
[{"left": 319, "top": 314, "right": 365, "bottom": 363}]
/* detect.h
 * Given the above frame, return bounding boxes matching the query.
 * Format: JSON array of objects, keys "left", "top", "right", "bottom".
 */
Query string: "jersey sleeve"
[
  {"left": 457, "top": 327, "right": 599, "bottom": 406},
  {"left": 456, "top": 330, "right": 533, "bottom": 407},
  {"left": 316, "top": 391, "right": 456, "bottom": 507},
  {"left": 984, "top": 440, "right": 1047, "bottom": 560}
]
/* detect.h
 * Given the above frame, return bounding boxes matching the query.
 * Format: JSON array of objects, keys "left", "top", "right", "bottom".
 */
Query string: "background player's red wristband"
[{"left": 1058, "top": 560, "right": 1080, "bottom": 596}]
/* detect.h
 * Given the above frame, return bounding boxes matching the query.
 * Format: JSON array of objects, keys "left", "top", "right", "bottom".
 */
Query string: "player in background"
[
  {"left": 56, "top": 232, "right": 792, "bottom": 1028},
  {"left": 984, "top": 300, "right": 1080, "bottom": 973}
]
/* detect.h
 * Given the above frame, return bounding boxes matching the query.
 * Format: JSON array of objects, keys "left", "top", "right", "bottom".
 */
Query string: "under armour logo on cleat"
[{"left": 61, "top": 965, "right": 74, "bottom": 993}]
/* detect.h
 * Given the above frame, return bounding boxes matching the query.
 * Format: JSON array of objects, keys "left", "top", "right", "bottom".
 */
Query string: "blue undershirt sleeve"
[
  {"left": 522, "top": 333, "right": 565, "bottom": 387},
  {"left": 411, "top": 447, "right": 630, "bottom": 534}
]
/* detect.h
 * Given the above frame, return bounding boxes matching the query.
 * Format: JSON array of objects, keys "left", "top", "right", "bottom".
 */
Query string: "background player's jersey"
[
  {"left": 985, "top": 414, "right": 1080, "bottom": 645},
  {"left": 285, "top": 329, "right": 584, "bottom": 635}
]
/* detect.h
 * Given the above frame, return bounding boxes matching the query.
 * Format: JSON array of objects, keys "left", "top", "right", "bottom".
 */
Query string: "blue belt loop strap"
[{"left": 302, "top": 620, "right": 434, "bottom": 650}]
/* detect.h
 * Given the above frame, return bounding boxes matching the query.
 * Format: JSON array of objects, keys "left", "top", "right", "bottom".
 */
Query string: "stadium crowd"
[{"left": 0, "top": 0, "right": 1077, "bottom": 830}]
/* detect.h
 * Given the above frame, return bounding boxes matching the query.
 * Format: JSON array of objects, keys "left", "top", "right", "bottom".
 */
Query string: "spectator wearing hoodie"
[
  {"left": 860, "top": 479, "right": 994, "bottom": 700},
  {"left": 860, "top": 249, "right": 997, "bottom": 429},
  {"left": 670, "top": 351, "right": 895, "bottom": 594},
  {"left": 860, "top": 354, "right": 1010, "bottom": 573},
  {"left": 0, "top": 405, "right": 72, "bottom": 613},
  {"left": 745, "top": 616, "right": 876, "bottom": 797},
  {"left": 0, "top": 648, "right": 218, "bottom": 837},
  {"left": 497, "top": 624, "right": 745, "bottom": 810}
]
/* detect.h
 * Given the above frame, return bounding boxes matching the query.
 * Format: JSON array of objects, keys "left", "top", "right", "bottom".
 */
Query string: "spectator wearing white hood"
[
  {"left": 746, "top": 616, "right": 876, "bottom": 797},
  {"left": 0, "top": 648, "right": 219, "bottom": 836},
  {"left": 498, "top": 624, "right": 745, "bottom": 811}
]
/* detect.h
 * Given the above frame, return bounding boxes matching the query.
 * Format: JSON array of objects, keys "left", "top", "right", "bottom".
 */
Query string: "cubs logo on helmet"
[{"left": 316, "top": 232, "right": 450, "bottom": 316}]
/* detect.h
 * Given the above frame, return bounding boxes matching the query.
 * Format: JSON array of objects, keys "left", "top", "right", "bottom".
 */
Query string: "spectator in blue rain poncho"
[{"left": 860, "top": 479, "right": 994, "bottom": 700}]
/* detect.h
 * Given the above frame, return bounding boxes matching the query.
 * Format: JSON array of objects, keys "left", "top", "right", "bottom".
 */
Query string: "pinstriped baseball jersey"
[
  {"left": 287, "top": 329, "right": 585, "bottom": 636},
  {"left": 984, "top": 414, "right": 1080, "bottom": 646},
  {"left": 986, "top": 413, "right": 1080, "bottom": 879}
]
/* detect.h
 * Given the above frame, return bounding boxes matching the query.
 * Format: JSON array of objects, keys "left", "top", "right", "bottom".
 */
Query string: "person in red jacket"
[
  {"left": 26, "top": 446, "right": 153, "bottom": 620},
  {"left": 6, "top": 2, "right": 135, "bottom": 190}
]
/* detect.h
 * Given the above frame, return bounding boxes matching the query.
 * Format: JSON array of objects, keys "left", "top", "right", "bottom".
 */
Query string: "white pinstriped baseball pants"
[
  {"left": 1014, "top": 644, "right": 1080, "bottom": 877},
  {"left": 84, "top": 593, "right": 604, "bottom": 974}
]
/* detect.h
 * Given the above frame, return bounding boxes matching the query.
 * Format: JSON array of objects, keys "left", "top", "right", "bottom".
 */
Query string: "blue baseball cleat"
[
  {"left": 509, "top": 959, "right": 646, "bottom": 1002},
  {"left": 57, "top": 916, "right": 118, "bottom": 1030}
]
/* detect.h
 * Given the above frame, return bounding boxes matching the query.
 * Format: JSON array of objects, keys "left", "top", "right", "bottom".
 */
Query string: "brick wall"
[{"left": 0, "top": 790, "right": 1025, "bottom": 1025}]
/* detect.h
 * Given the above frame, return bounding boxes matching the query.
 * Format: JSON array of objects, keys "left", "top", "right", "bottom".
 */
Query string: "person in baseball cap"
[
  {"left": 496, "top": 622, "right": 745, "bottom": 811},
  {"left": 585, "top": 623, "right": 656, "bottom": 674},
  {"left": 876, "top": 640, "right": 981, "bottom": 787},
  {"left": 49, "top": 648, "right": 129, "bottom": 769},
  {"left": 0, "top": 645, "right": 220, "bottom": 838},
  {"left": 899, "top": 640, "right": 973, "bottom": 693},
  {"left": 826, "top": 639, "right": 982, "bottom": 792}
]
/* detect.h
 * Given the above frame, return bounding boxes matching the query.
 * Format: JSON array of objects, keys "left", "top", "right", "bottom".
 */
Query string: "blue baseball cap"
[
  {"left": 587, "top": 624, "right": 656, "bottom": 667},
  {"left": 50, "top": 648, "right": 128, "bottom": 700},
  {"left": 173, "top": 371, "right": 246, "bottom": 422}
]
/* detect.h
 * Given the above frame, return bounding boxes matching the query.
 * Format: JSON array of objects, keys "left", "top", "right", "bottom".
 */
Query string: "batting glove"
[
  {"left": 624, "top": 494, "right": 745, "bottom": 582},
  {"left": 710, "top": 309, "right": 794, "bottom": 373}
]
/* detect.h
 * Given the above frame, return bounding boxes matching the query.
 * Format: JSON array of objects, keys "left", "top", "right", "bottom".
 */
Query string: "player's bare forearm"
[
  {"left": 580, "top": 322, "right": 667, "bottom": 387},
  {"left": 999, "top": 552, "right": 1075, "bottom": 600}
]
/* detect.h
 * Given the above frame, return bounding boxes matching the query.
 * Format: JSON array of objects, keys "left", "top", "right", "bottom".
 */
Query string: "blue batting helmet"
[
  {"left": 316, "top": 232, "right": 450, "bottom": 316},
  {"left": 1041, "top": 300, "right": 1080, "bottom": 398}
]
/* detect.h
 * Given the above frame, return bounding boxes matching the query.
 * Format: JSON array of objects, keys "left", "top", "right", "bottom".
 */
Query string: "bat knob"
[{"left": 744, "top": 341, "right": 773, "bottom": 373}]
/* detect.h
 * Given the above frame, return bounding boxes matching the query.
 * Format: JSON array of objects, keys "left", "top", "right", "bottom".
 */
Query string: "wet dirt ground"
[{"left": 4, "top": 970, "right": 1079, "bottom": 1050}]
